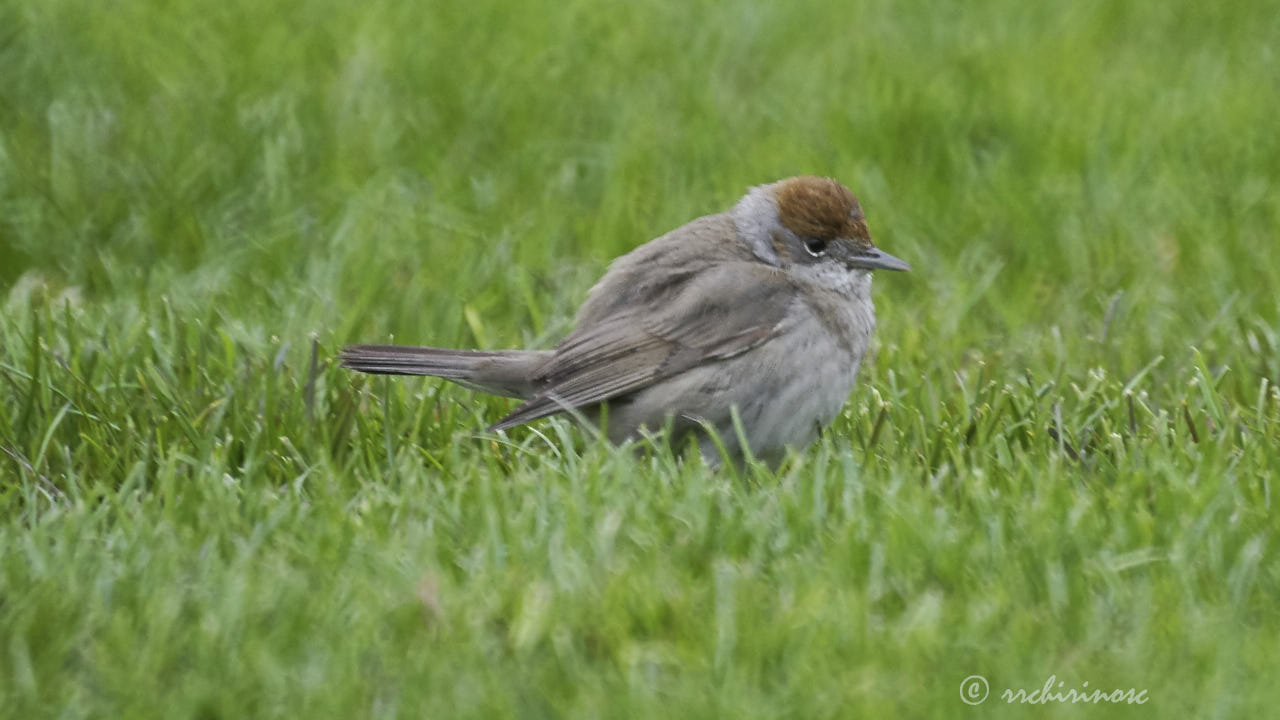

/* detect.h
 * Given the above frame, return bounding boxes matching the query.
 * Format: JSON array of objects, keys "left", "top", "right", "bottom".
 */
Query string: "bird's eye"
[{"left": 803, "top": 238, "right": 827, "bottom": 257}]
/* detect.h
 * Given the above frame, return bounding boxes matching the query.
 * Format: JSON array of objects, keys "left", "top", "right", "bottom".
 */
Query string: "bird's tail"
[{"left": 338, "top": 344, "right": 549, "bottom": 399}]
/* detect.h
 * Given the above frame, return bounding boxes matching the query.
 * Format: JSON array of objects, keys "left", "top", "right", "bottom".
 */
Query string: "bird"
[{"left": 340, "top": 176, "right": 909, "bottom": 465}]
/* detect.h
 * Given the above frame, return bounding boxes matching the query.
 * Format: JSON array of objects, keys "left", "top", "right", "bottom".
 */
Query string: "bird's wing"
[{"left": 489, "top": 262, "right": 797, "bottom": 431}]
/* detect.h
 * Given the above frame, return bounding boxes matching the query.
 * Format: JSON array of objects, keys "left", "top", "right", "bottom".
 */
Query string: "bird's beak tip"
[{"left": 862, "top": 247, "right": 911, "bottom": 273}]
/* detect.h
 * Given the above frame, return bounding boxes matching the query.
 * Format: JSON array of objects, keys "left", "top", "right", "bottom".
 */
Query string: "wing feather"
[{"left": 489, "top": 262, "right": 795, "bottom": 431}]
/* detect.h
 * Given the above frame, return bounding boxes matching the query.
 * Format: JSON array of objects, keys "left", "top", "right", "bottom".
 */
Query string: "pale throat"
[{"left": 794, "top": 262, "right": 873, "bottom": 299}]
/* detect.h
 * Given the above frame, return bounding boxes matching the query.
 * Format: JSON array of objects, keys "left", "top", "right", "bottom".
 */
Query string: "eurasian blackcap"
[{"left": 341, "top": 176, "right": 909, "bottom": 464}]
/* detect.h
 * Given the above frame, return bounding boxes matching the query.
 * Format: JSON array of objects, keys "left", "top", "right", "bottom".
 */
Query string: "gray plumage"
[{"left": 340, "top": 176, "right": 909, "bottom": 464}]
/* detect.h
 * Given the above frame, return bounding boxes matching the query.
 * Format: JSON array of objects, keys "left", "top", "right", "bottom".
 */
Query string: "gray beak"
[{"left": 850, "top": 246, "right": 911, "bottom": 272}]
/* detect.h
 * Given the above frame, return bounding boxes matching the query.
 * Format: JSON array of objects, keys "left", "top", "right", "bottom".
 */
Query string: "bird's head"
[{"left": 732, "top": 175, "right": 910, "bottom": 276}]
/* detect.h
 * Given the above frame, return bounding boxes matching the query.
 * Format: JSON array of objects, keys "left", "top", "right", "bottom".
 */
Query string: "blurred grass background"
[{"left": 1, "top": 0, "right": 1278, "bottom": 717}]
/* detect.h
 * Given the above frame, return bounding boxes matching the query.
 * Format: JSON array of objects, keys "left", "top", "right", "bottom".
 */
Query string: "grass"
[{"left": 2, "top": 0, "right": 1278, "bottom": 716}]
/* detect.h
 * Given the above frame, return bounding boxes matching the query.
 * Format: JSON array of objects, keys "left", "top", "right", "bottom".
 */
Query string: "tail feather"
[
  {"left": 339, "top": 344, "right": 548, "bottom": 399},
  {"left": 339, "top": 344, "right": 501, "bottom": 377}
]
